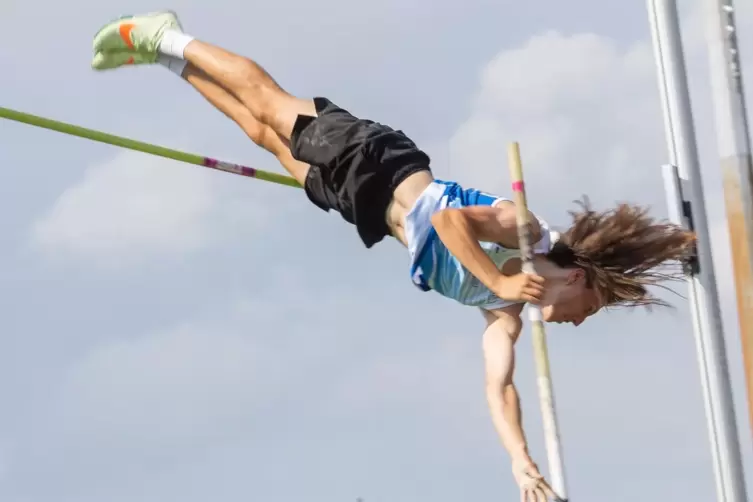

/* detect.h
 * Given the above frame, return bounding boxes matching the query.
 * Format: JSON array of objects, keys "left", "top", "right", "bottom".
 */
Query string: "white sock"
[
  {"left": 157, "top": 54, "right": 188, "bottom": 77},
  {"left": 158, "top": 29, "right": 195, "bottom": 59}
]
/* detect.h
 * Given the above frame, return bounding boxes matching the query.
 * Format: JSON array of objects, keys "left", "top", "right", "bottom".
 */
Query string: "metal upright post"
[
  {"left": 647, "top": 1, "right": 748, "bottom": 501},
  {"left": 705, "top": 0, "right": 753, "bottom": 439}
]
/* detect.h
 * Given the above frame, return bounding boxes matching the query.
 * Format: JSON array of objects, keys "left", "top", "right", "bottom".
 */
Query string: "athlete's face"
[{"left": 540, "top": 268, "right": 602, "bottom": 326}]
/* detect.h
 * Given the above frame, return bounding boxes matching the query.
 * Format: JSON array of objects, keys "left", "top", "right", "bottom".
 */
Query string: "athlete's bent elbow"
[{"left": 486, "top": 378, "right": 517, "bottom": 406}]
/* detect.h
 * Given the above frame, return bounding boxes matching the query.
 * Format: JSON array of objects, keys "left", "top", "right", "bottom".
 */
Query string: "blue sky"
[{"left": 0, "top": 0, "right": 752, "bottom": 501}]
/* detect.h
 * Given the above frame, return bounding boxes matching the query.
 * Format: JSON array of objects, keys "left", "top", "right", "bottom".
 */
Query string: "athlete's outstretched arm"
[
  {"left": 482, "top": 308, "right": 557, "bottom": 501},
  {"left": 481, "top": 309, "right": 530, "bottom": 462},
  {"left": 431, "top": 201, "right": 544, "bottom": 303}
]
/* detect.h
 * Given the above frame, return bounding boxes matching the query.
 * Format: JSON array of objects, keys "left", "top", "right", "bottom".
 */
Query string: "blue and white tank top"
[{"left": 404, "top": 180, "right": 558, "bottom": 310}]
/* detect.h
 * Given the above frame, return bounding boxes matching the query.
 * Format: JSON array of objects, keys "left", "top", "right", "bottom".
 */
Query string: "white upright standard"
[{"left": 647, "top": 1, "right": 748, "bottom": 502}]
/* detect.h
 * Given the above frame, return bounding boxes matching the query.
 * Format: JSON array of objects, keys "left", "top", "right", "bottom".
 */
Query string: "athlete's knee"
[
  {"left": 241, "top": 83, "right": 281, "bottom": 123},
  {"left": 236, "top": 114, "right": 263, "bottom": 144},
  {"left": 244, "top": 123, "right": 288, "bottom": 158},
  {"left": 233, "top": 111, "right": 268, "bottom": 147}
]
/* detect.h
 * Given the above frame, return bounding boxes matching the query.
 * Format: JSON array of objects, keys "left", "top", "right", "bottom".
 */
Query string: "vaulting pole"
[{"left": 508, "top": 142, "right": 568, "bottom": 501}]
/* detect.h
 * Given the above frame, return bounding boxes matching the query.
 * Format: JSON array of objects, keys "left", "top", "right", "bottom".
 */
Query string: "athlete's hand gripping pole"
[{"left": 507, "top": 142, "right": 569, "bottom": 502}]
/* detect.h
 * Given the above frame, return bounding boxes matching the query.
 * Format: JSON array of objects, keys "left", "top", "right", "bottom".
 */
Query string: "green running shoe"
[
  {"left": 92, "top": 10, "right": 183, "bottom": 64},
  {"left": 91, "top": 50, "right": 159, "bottom": 70}
]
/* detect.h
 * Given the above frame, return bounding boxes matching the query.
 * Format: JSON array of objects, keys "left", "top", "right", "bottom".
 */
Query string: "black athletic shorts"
[{"left": 289, "top": 97, "right": 432, "bottom": 248}]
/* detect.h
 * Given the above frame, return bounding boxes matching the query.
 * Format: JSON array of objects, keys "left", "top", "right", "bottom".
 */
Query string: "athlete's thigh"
[{"left": 264, "top": 91, "right": 317, "bottom": 142}]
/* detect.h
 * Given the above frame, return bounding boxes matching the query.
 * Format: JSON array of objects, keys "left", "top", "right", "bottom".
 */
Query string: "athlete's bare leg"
[
  {"left": 179, "top": 62, "right": 310, "bottom": 185},
  {"left": 175, "top": 39, "right": 435, "bottom": 213},
  {"left": 181, "top": 40, "right": 316, "bottom": 142}
]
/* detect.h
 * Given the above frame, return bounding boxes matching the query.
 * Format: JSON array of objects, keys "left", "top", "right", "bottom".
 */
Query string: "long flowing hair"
[{"left": 545, "top": 197, "right": 696, "bottom": 308}]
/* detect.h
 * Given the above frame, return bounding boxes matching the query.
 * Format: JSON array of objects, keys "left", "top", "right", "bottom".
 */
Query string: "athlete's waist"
[{"left": 393, "top": 170, "right": 435, "bottom": 211}]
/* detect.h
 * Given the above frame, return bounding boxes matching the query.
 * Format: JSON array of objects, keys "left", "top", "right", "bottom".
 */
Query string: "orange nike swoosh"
[{"left": 119, "top": 23, "right": 135, "bottom": 49}]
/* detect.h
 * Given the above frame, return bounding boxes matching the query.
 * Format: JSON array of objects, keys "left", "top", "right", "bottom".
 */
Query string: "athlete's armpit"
[{"left": 481, "top": 304, "right": 524, "bottom": 342}]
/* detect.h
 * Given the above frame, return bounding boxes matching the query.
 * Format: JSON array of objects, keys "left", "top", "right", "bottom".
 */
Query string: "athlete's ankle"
[
  {"left": 157, "top": 54, "right": 188, "bottom": 77},
  {"left": 158, "top": 29, "right": 195, "bottom": 59}
]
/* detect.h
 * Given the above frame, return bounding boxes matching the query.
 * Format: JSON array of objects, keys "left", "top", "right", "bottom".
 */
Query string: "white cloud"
[
  {"left": 448, "top": 30, "right": 668, "bottom": 221},
  {"left": 30, "top": 149, "right": 216, "bottom": 266},
  {"left": 445, "top": 0, "right": 753, "bottom": 228},
  {"left": 53, "top": 323, "right": 278, "bottom": 449},
  {"left": 27, "top": 147, "right": 283, "bottom": 268}
]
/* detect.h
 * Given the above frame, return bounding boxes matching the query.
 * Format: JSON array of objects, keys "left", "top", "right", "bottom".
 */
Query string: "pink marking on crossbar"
[
  {"left": 204, "top": 157, "right": 257, "bottom": 178},
  {"left": 511, "top": 181, "right": 524, "bottom": 192}
]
